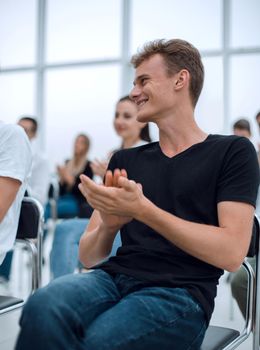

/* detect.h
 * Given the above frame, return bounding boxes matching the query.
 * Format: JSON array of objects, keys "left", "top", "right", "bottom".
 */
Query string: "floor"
[{"left": 0, "top": 227, "right": 254, "bottom": 349}]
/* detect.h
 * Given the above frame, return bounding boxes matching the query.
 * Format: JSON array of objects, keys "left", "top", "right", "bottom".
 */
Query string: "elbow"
[
  {"left": 226, "top": 263, "right": 242, "bottom": 273},
  {"left": 223, "top": 254, "right": 245, "bottom": 273}
]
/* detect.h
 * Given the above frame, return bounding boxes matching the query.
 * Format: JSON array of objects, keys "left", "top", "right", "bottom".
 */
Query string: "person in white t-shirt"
[
  {"left": 0, "top": 121, "right": 32, "bottom": 266},
  {"left": 0, "top": 116, "right": 48, "bottom": 285}
]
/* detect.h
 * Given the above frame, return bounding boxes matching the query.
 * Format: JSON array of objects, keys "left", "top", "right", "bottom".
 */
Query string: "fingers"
[
  {"left": 117, "top": 176, "right": 136, "bottom": 191},
  {"left": 112, "top": 169, "right": 121, "bottom": 187},
  {"left": 105, "top": 170, "right": 113, "bottom": 187},
  {"left": 104, "top": 169, "right": 128, "bottom": 188},
  {"left": 121, "top": 169, "right": 128, "bottom": 178}
]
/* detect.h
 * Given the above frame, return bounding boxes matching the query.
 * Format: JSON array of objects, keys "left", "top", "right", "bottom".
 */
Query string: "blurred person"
[
  {"left": 50, "top": 96, "right": 151, "bottom": 279},
  {"left": 91, "top": 95, "right": 151, "bottom": 180},
  {"left": 0, "top": 121, "right": 32, "bottom": 291},
  {"left": 0, "top": 116, "right": 49, "bottom": 283},
  {"left": 18, "top": 116, "right": 49, "bottom": 206},
  {"left": 233, "top": 118, "right": 258, "bottom": 151},
  {"left": 45, "top": 133, "right": 93, "bottom": 220},
  {"left": 233, "top": 118, "right": 251, "bottom": 138},
  {"left": 16, "top": 39, "right": 259, "bottom": 350}
]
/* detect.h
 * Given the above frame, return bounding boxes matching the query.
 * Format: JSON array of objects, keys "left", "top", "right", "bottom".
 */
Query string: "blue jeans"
[
  {"left": 45, "top": 194, "right": 79, "bottom": 221},
  {"left": 50, "top": 219, "right": 122, "bottom": 279},
  {"left": 16, "top": 270, "right": 207, "bottom": 350},
  {"left": 0, "top": 250, "right": 13, "bottom": 280}
]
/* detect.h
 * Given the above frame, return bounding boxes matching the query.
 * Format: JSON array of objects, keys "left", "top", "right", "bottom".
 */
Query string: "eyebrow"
[{"left": 133, "top": 74, "right": 149, "bottom": 86}]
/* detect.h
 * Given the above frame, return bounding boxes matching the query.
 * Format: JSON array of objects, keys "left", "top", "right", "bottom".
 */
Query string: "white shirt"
[
  {"left": 0, "top": 122, "right": 32, "bottom": 265},
  {"left": 27, "top": 140, "right": 50, "bottom": 206}
]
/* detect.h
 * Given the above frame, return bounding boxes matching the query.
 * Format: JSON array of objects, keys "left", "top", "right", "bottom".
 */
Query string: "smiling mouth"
[{"left": 137, "top": 99, "right": 148, "bottom": 108}]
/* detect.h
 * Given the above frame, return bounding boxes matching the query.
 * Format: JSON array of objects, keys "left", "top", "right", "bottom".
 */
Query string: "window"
[
  {"left": 45, "top": 64, "right": 121, "bottom": 169},
  {"left": 0, "top": 0, "right": 37, "bottom": 68},
  {"left": 46, "top": 0, "right": 121, "bottom": 63}
]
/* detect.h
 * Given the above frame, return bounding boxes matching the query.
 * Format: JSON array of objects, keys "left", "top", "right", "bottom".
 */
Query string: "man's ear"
[{"left": 174, "top": 69, "right": 190, "bottom": 91}]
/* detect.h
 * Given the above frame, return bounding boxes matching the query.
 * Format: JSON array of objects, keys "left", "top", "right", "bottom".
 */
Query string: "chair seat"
[
  {"left": 0, "top": 295, "right": 23, "bottom": 311},
  {"left": 200, "top": 325, "right": 240, "bottom": 350}
]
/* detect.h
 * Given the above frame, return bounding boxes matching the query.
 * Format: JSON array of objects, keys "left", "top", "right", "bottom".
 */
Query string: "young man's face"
[{"left": 130, "top": 54, "right": 178, "bottom": 123}]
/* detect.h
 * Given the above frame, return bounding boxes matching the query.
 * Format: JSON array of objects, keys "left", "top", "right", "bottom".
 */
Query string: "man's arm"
[
  {"left": 80, "top": 173, "right": 255, "bottom": 272},
  {"left": 78, "top": 169, "right": 131, "bottom": 268},
  {"left": 0, "top": 176, "right": 21, "bottom": 222},
  {"left": 79, "top": 209, "right": 118, "bottom": 268}
]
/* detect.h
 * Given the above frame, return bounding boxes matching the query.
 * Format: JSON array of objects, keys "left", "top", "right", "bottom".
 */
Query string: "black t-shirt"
[{"left": 96, "top": 135, "right": 259, "bottom": 323}]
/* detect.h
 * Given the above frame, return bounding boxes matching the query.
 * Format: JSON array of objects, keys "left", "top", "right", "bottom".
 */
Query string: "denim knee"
[{"left": 20, "top": 289, "right": 54, "bottom": 330}]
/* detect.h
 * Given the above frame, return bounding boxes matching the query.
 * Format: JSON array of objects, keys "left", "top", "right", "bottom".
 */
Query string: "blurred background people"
[
  {"left": 45, "top": 133, "right": 93, "bottom": 221},
  {"left": 232, "top": 118, "right": 252, "bottom": 138},
  {"left": 50, "top": 95, "right": 151, "bottom": 279}
]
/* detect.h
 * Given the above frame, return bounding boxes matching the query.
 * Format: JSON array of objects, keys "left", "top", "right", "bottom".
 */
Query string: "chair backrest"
[
  {"left": 15, "top": 197, "right": 44, "bottom": 292},
  {"left": 0, "top": 197, "right": 44, "bottom": 314},
  {"left": 16, "top": 197, "right": 43, "bottom": 239},
  {"left": 48, "top": 177, "right": 59, "bottom": 201},
  {"left": 247, "top": 215, "right": 259, "bottom": 257}
]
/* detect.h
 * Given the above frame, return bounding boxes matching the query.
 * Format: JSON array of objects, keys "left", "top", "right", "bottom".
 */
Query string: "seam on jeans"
[{"left": 99, "top": 300, "right": 204, "bottom": 350}]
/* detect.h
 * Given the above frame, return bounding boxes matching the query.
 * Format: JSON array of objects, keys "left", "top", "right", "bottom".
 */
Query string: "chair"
[
  {"left": 47, "top": 177, "right": 60, "bottom": 221},
  {"left": 201, "top": 214, "right": 260, "bottom": 350},
  {"left": 0, "top": 197, "right": 44, "bottom": 315}
]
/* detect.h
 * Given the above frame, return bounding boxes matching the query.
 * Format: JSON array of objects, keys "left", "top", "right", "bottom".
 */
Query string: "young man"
[
  {"left": 16, "top": 39, "right": 259, "bottom": 350},
  {"left": 0, "top": 121, "right": 32, "bottom": 266}
]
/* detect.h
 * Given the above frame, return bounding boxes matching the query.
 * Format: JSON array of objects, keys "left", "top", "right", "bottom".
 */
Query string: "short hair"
[
  {"left": 131, "top": 39, "right": 204, "bottom": 107},
  {"left": 19, "top": 116, "right": 38, "bottom": 133},
  {"left": 233, "top": 118, "right": 251, "bottom": 134},
  {"left": 117, "top": 95, "right": 152, "bottom": 143}
]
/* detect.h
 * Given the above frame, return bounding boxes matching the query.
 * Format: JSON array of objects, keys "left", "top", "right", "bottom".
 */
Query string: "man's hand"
[{"left": 79, "top": 169, "right": 144, "bottom": 231}]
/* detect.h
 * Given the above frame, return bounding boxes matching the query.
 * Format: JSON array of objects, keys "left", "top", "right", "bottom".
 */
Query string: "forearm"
[
  {"left": 79, "top": 221, "right": 118, "bottom": 268},
  {"left": 0, "top": 177, "right": 21, "bottom": 222},
  {"left": 135, "top": 198, "right": 254, "bottom": 272}
]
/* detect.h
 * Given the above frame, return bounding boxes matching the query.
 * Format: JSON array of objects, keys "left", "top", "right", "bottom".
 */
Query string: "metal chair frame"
[
  {"left": 201, "top": 214, "right": 260, "bottom": 350},
  {"left": 0, "top": 197, "right": 44, "bottom": 315}
]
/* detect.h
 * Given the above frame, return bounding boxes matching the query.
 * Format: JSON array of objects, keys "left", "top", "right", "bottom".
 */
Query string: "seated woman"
[
  {"left": 46, "top": 133, "right": 93, "bottom": 220},
  {"left": 50, "top": 95, "right": 151, "bottom": 279}
]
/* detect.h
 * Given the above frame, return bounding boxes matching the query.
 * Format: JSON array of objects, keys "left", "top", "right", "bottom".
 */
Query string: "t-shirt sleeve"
[
  {"left": 217, "top": 137, "right": 260, "bottom": 207},
  {"left": 106, "top": 151, "right": 121, "bottom": 173},
  {"left": 0, "top": 124, "right": 32, "bottom": 183}
]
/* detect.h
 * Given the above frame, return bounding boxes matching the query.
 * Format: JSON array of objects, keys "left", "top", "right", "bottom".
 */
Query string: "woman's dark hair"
[{"left": 118, "top": 95, "right": 152, "bottom": 142}]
